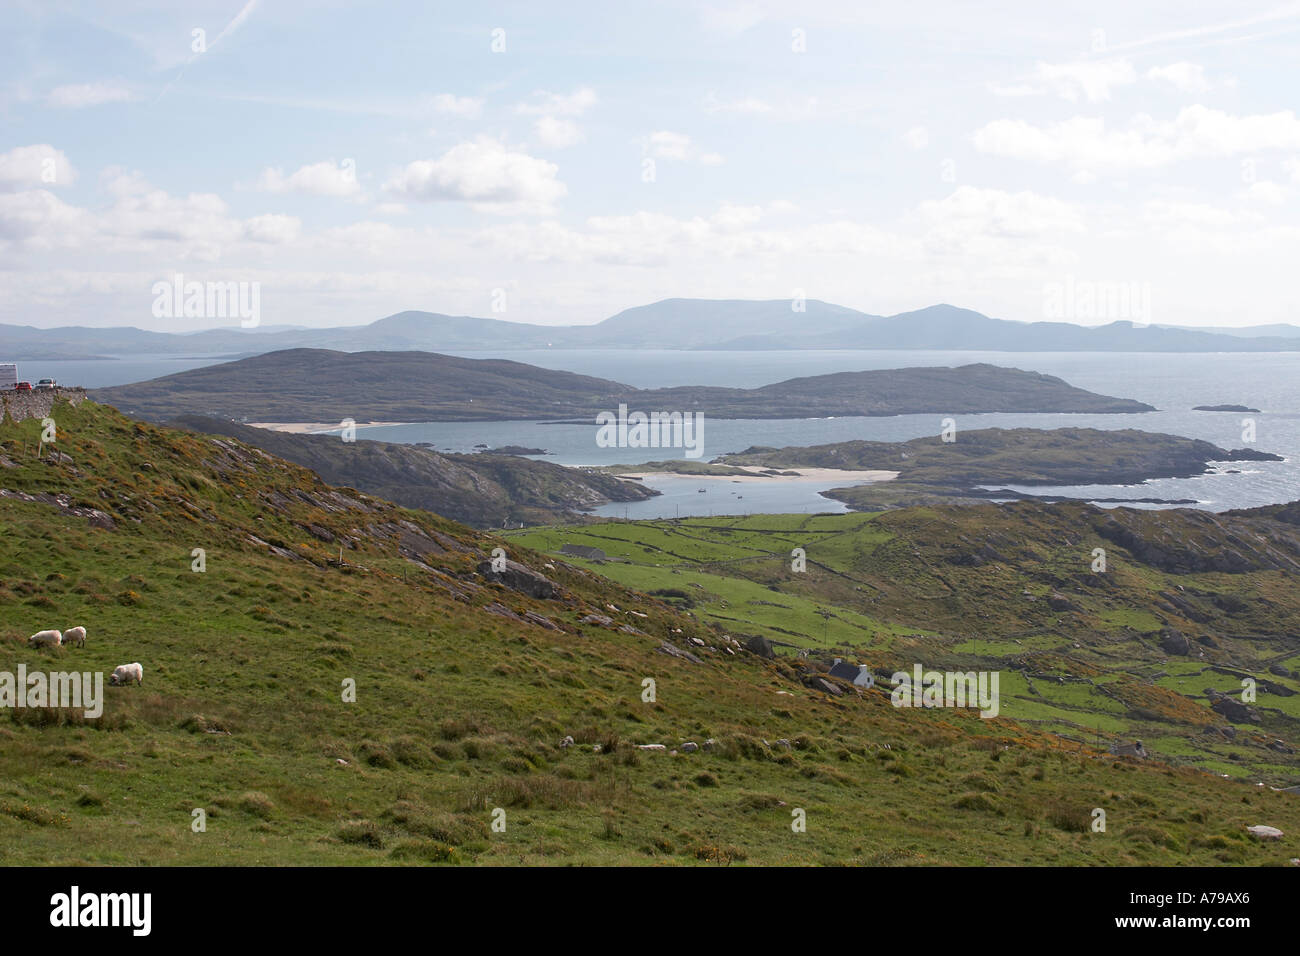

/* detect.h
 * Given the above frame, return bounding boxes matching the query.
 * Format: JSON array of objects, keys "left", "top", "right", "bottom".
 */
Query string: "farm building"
[{"left": 828, "top": 659, "right": 875, "bottom": 688}]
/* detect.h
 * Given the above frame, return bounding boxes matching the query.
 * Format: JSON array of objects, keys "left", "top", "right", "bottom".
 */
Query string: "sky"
[{"left": 2, "top": 0, "right": 1299, "bottom": 332}]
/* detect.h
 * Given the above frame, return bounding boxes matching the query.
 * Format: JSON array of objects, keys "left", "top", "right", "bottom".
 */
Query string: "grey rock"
[{"left": 476, "top": 557, "right": 560, "bottom": 599}]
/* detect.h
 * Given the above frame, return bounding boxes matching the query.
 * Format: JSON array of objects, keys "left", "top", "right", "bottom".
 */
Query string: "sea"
[{"left": 28, "top": 349, "right": 1299, "bottom": 519}]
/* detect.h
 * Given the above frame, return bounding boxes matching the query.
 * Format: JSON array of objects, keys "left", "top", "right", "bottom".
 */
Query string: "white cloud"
[
  {"left": 1243, "top": 180, "right": 1290, "bottom": 204},
  {"left": 1033, "top": 60, "right": 1137, "bottom": 102},
  {"left": 515, "top": 87, "right": 597, "bottom": 117},
  {"left": 903, "top": 126, "right": 929, "bottom": 150},
  {"left": 987, "top": 81, "right": 1040, "bottom": 98},
  {"left": 0, "top": 145, "right": 75, "bottom": 191},
  {"left": 918, "top": 186, "right": 1085, "bottom": 237},
  {"left": 703, "top": 93, "right": 773, "bottom": 114},
  {"left": 647, "top": 130, "right": 723, "bottom": 165},
  {"left": 974, "top": 106, "right": 1300, "bottom": 173},
  {"left": 428, "top": 93, "right": 483, "bottom": 118},
  {"left": 711, "top": 203, "right": 764, "bottom": 230},
  {"left": 516, "top": 88, "right": 596, "bottom": 152},
  {"left": 0, "top": 189, "right": 89, "bottom": 244},
  {"left": 384, "top": 139, "right": 566, "bottom": 213},
  {"left": 243, "top": 213, "right": 302, "bottom": 243},
  {"left": 1140, "top": 199, "right": 1262, "bottom": 231},
  {"left": 257, "top": 161, "right": 361, "bottom": 198},
  {"left": 534, "top": 115, "right": 584, "bottom": 149},
  {"left": 649, "top": 131, "right": 692, "bottom": 161},
  {"left": 1147, "top": 62, "right": 1211, "bottom": 93},
  {"left": 0, "top": 168, "right": 311, "bottom": 260},
  {"left": 47, "top": 82, "right": 132, "bottom": 108}
]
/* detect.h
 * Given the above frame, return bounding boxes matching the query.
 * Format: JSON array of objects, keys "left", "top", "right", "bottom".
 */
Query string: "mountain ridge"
[{"left": 5, "top": 298, "right": 1298, "bottom": 358}]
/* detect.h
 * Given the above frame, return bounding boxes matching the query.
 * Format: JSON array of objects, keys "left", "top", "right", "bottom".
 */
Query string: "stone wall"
[{"left": 0, "top": 387, "right": 86, "bottom": 425}]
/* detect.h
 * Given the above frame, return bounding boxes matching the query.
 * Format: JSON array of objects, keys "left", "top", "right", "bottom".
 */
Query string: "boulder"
[
  {"left": 680, "top": 741, "right": 699, "bottom": 753},
  {"left": 476, "top": 558, "right": 560, "bottom": 599},
  {"left": 1047, "top": 591, "right": 1077, "bottom": 612},
  {"left": 658, "top": 641, "right": 703, "bottom": 664},
  {"left": 802, "top": 675, "right": 843, "bottom": 696},
  {"left": 744, "top": 634, "right": 775, "bottom": 659},
  {"left": 1159, "top": 629, "right": 1191, "bottom": 656},
  {"left": 1246, "top": 825, "right": 1284, "bottom": 840},
  {"left": 1210, "top": 696, "right": 1260, "bottom": 723},
  {"left": 523, "top": 610, "right": 562, "bottom": 631}
]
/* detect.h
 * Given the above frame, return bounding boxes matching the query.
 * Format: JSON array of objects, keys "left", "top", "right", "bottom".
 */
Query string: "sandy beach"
[
  {"left": 246, "top": 421, "right": 404, "bottom": 435},
  {"left": 614, "top": 466, "right": 899, "bottom": 484}
]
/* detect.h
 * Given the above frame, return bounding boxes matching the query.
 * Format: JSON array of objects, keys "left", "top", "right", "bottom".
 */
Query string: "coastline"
[{"left": 245, "top": 421, "right": 405, "bottom": 435}]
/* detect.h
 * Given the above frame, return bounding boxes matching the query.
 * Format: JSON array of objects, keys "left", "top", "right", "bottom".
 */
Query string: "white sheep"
[
  {"left": 28, "top": 629, "right": 62, "bottom": 648},
  {"left": 63, "top": 625, "right": 86, "bottom": 648},
  {"left": 109, "top": 662, "right": 144, "bottom": 686}
]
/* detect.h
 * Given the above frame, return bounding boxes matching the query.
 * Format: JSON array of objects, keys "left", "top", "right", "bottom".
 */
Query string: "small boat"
[{"left": 697, "top": 488, "right": 706, "bottom": 493}]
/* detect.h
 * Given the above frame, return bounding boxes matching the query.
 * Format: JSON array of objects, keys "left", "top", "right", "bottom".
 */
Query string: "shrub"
[
  {"left": 954, "top": 792, "right": 1001, "bottom": 813},
  {"left": 337, "top": 821, "right": 385, "bottom": 848},
  {"left": 238, "top": 791, "right": 276, "bottom": 819}
]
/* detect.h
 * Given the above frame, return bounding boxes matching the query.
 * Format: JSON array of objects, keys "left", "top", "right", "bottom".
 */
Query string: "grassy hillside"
[
  {"left": 2, "top": 396, "right": 1298, "bottom": 865},
  {"left": 508, "top": 506, "right": 1300, "bottom": 784}
]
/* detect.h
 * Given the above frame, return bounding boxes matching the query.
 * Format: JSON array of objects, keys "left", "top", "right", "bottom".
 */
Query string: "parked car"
[
  {"left": 34, "top": 379, "right": 56, "bottom": 390},
  {"left": 15, "top": 381, "right": 32, "bottom": 391}
]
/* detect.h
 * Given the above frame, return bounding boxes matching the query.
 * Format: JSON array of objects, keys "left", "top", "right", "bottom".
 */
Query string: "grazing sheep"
[
  {"left": 28, "top": 629, "right": 62, "bottom": 648},
  {"left": 109, "top": 662, "right": 144, "bottom": 687},
  {"left": 63, "top": 625, "right": 86, "bottom": 648}
]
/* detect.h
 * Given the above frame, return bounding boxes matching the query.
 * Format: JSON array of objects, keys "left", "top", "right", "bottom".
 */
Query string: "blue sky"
[{"left": 3, "top": 0, "right": 1300, "bottom": 330}]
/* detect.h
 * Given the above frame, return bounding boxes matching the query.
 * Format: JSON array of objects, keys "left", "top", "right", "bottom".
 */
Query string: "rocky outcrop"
[
  {"left": 1159, "top": 629, "right": 1191, "bottom": 656},
  {"left": 169, "top": 415, "right": 656, "bottom": 528},
  {"left": 1209, "top": 694, "right": 1260, "bottom": 724},
  {"left": 476, "top": 558, "right": 560, "bottom": 600}
]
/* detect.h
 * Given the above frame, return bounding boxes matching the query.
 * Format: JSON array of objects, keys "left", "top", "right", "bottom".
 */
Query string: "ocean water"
[
  {"left": 27, "top": 349, "right": 1299, "bottom": 516},
  {"left": 356, "top": 351, "right": 1299, "bottom": 516}
]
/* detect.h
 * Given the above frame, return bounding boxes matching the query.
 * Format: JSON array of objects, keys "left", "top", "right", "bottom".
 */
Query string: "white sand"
[
  {"left": 245, "top": 421, "right": 404, "bottom": 435},
  {"left": 615, "top": 466, "right": 899, "bottom": 484}
]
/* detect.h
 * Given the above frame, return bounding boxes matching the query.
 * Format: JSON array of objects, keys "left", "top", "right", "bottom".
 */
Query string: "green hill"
[{"left": 2, "top": 395, "right": 1298, "bottom": 865}]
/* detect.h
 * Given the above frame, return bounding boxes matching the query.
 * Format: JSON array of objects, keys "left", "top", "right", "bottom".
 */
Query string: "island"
[
  {"left": 93, "top": 349, "right": 1156, "bottom": 423},
  {"left": 711, "top": 427, "right": 1284, "bottom": 511},
  {"left": 478, "top": 445, "right": 549, "bottom": 456},
  {"left": 1193, "top": 404, "right": 1260, "bottom": 413}
]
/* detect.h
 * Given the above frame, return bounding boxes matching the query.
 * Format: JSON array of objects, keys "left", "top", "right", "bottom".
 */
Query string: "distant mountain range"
[
  {"left": 91, "top": 350, "right": 1153, "bottom": 423},
  {"left": 4, "top": 299, "right": 1299, "bottom": 359}
]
